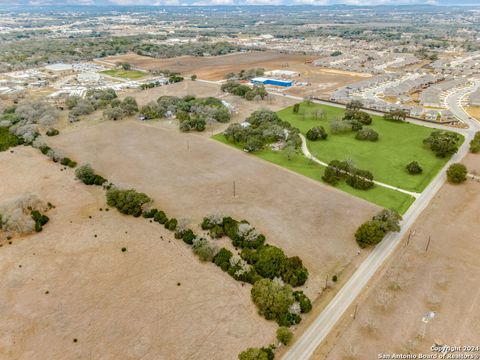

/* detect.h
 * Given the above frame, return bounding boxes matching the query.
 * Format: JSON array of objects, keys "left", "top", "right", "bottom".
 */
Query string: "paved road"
[
  {"left": 282, "top": 89, "right": 479, "bottom": 360},
  {"left": 298, "top": 134, "right": 420, "bottom": 198}
]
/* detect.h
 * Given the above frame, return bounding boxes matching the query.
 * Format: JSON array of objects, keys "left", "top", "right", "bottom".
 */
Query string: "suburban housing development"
[{"left": 0, "top": 2, "right": 479, "bottom": 360}]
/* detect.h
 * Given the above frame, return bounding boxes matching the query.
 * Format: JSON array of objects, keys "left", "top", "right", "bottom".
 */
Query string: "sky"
[{"left": 2, "top": 0, "right": 479, "bottom": 6}]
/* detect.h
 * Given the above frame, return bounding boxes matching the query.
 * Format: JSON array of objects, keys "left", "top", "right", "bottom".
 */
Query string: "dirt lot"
[
  {"left": 0, "top": 147, "right": 277, "bottom": 360},
  {"left": 102, "top": 52, "right": 364, "bottom": 97},
  {"left": 102, "top": 51, "right": 316, "bottom": 81},
  {"left": 48, "top": 119, "right": 378, "bottom": 299},
  {"left": 121, "top": 80, "right": 297, "bottom": 130},
  {"left": 312, "top": 156, "right": 480, "bottom": 359}
]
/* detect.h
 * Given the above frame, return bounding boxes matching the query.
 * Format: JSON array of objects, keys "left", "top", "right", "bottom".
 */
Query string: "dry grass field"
[
  {"left": 47, "top": 119, "right": 379, "bottom": 298},
  {"left": 312, "top": 159, "right": 480, "bottom": 359},
  {"left": 0, "top": 147, "right": 277, "bottom": 360},
  {"left": 102, "top": 51, "right": 316, "bottom": 81}
]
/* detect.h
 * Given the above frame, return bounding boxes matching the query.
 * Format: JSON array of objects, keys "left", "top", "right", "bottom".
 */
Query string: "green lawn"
[
  {"left": 277, "top": 103, "right": 463, "bottom": 192},
  {"left": 101, "top": 69, "right": 147, "bottom": 79},
  {"left": 213, "top": 133, "right": 415, "bottom": 214}
]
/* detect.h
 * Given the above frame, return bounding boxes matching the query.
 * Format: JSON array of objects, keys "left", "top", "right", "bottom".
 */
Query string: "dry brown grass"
[
  {"left": 313, "top": 169, "right": 480, "bottom": 360},
  {"left": 0, "top": 147, "right": 277, "bottom": 360}
]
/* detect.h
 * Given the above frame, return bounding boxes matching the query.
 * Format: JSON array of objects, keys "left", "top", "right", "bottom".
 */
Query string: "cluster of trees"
[
  {"left": 103, "top": 97, "right": 139, "bottom": 121},
  {"left": 106, "top": 188, "right": 152, "bottom": 217},
  {"left": 306, "top": 126, "right": 327, "bottom": 141},
  {"left": 221, "top": 81, "right": 268, "bottom": 101},
  {"left": 406, "top": 161, "right": 423, "bottom": 175},
  {"left": 202, "top": 215, "right": 309, "bottom": 287},
  {"left": 470, "top": 131, "right": 480, "bottom": 153},
  {"left": 168, "top": 73, "right": 184, "bottom": 83},
  {"left": 133, "top": 41, "right": 239, "bottom": 59},
  {"left": 140, "top": 95, "right": 230, "bottom": 132},
  {"left": 327, "top": 105, "right": 375, "bottom": 138},
  {"left": 322, "top": 160, "right": 374, "bottom": 190},
  {"left": 139, "top": 80, "right": 164, "bottom": 90},
  {"left": 0, "top": 101, "right": 59, "bottom": 146},
  {"left": 355, "top": 209, "right": 402, "bottom": 248},
  {"left": 75, "top": 164, "right": 108, "bottom": 186},
  {"left": 0, "top": 36, "right": 240, "bottom": 71},
  {"left": 224, "top": 110, "right": 301, "bottom": 152},
  {"left": 423, "top": 130, "right": 461, "bottom": 158},
  {"left": 0, "top": 194, "right": 50, "bottom": 237},
  {"left": 251, "top": 278, "right": 312, "bottom": 326},
  {"left": 33, "top": 139, "right": 77, "bottom": 169},
  {"left": 383, "top": 109, "right": 407, "bottom": 122},
  {"left": 67, "top": 88, "right": 118, "bottom": 121},
  {"left": 225, "top": 68, "right": 265, "bottom": 80},
  {"left": 446, "top": 163, "right": 467, "bottom": 184}
]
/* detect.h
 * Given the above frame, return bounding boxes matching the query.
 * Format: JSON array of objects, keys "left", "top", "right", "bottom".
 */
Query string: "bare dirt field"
[
  {"left": 463, "top": 153, "right": 480, "bottom": 175},
  {"left": 102, "top": 51, "right": 317, "bottom": 81},
  {"left": 312, "top": 161, "right": 480, "bottom": 359},
  {"left": 47, "top": 119, "right": 379, "bottom": 300},
  {"left": 0, "top": 147, "right": 277, "bottom": 360},
  {"left": 121, "top": 80, "right": 297, "bottom": 130}
]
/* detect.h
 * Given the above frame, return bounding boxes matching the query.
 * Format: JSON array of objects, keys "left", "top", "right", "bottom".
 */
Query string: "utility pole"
[
  {"left": 353, "top": 304, "right": 358, "bottom": 320},
  {"left": 233, "top": 180, "right": 236, "bottom": 198}
]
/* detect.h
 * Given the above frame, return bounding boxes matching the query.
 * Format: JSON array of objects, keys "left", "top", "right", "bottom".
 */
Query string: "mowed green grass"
[
  {"left": 101, "top": 69, "right": 147, "bottom": 79},
  {"left": 213, "top": 133, "right": 415, "bottom": 214},
  {"left": 277, "top": 103, "right": 463, "bottom": 192}
]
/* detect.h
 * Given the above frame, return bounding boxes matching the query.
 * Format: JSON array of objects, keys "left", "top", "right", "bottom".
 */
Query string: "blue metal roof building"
[{"left": 251, "top": 77, "right": 293, "bottom": 87}]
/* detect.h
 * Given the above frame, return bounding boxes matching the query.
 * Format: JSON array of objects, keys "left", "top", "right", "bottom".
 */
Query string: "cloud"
[
  {"left": 293, "top": 0, "right": 328, "bottom": 4},
  {"left": 193, "top": 0, "right": 234, "bottom": 5},
  {"left": 243, "top": 0, "right": 283, "bottom": 4}
]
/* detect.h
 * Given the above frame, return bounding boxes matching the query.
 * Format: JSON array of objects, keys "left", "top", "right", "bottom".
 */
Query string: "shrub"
[
  {"left": 192, "top": 237, "right": 218, "bottom": 262},
  {"left": 293, "top": 291, "right": 312, "bottom": 313},
  {"left": 106, "top": 188, "right": 151, "bottom": 217},
  {"left": 446, "top": 163, "right": 467, "bottom": 184},
  {"left": 75, "top": 164, "right": 107, "bottom": 186},
  {"left": 31, "top": 210, "right": 49, "bottom": 232},
  {"left": 470, "top": 132, "right": 480, "bottom": 153},
  {"left": 330, "top": 119, "right": 352, "bottom": 134},
  {"left": 142, "top": 208, "right": 158, "bottom": 218},
  {"left": 165, "top": 218, "right": 178, "bottom": 231},
  {"left": 251, "top": 278, "right": 295, "bottom": 324},
  {"left": 355, "top": 220, "right": 386, "bottom": 248},
  {"left": 355, "top": 128, "right": 378, "bottom": 141},
  {"left": 46, "top": 128, "right": 60, "bottom": 136},
  {"left": 153, "top": 210, "right": 168, "bottom": 224},
  {"left": 306, "top": 126, "right": 328, "bottom": 141},
  {"left": 60, "top": 157, "right": 77, "bottom": 168},
  {"left": 406, "top": 161, "right": 423, "bottom": 175},
  {"left": 277, "top": 311, "right": 301, "bottom": 327},
  {"left": 181, "top": 229, "right": 196, "bottom": 245},
  {"left": 276, "top": 327, "right": 293, "bottom": 345},
  {"left": 213, "top": 248, "right": 233, "bottom": 271},
  {"left": 238, "top": 347, "right": 270, "bottom": 360}
]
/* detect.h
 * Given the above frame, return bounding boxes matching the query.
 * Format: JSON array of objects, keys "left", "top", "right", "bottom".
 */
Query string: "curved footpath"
[
  {"left": 298, "top": 134, "right": 420, "bottom": 198},
  {"left": 281, "top": 92, "right": 479, "bottom": 360}
]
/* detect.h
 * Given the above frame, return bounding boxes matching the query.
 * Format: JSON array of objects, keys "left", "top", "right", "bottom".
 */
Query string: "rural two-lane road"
[{"left": 280, "top": 91, "right": 479, "bottom": 360}]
